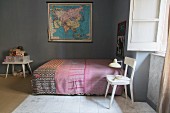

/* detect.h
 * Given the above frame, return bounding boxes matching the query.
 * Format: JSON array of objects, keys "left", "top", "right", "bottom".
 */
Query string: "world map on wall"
[{"left": 48, "top": 3, "right": 92, "bottom": 42}]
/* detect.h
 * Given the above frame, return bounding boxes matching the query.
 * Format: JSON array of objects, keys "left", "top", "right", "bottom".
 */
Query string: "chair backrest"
[{"left": 123, "top": 57, "right": 136, "bottom": 82}]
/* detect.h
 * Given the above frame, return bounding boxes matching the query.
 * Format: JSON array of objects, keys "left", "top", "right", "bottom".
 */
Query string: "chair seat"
[{"left": 106, "top": 75, "right": 130, "bottom": 85}]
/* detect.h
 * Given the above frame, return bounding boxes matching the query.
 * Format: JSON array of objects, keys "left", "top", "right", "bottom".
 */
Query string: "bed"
[{"left": 31, "top": 59, "right": 123, "bottom": 95}]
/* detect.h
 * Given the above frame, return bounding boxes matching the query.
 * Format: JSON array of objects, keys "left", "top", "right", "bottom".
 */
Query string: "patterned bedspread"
[
  {"left": 31, "top": 59, "right": 123, "bottom": 95},
  {"left": 32, "top": 60, "right": 63, "bottom": 94}
]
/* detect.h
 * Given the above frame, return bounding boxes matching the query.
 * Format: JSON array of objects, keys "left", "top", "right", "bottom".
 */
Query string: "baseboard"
[
  {"left": 146, "top": 97, "right": 157, "bottom": 111},
  {"left": 0, "top": 74, "right": 5, "bottom": 76},
  {"left": 0, "top": 74, "right": 13, "bottom": 76}
]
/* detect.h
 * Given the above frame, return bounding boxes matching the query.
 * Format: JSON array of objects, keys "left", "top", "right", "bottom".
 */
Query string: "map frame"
[{"left": 48, "top": 3, "right": 92, "bottom": 42}]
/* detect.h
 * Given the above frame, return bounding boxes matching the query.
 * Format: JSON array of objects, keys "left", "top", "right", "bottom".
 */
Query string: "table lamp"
[{"left": 109, "top": 59, "right": 121, "bottom": 68}]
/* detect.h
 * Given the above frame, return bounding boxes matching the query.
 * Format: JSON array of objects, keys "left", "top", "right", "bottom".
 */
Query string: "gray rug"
[{"left": 12, "top": 95, "right": 156, "bottom": 113}]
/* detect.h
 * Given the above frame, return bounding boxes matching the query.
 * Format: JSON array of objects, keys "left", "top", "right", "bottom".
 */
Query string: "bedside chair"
[{"left": 105, "top": 57, "right": 136, "bottom": 108}]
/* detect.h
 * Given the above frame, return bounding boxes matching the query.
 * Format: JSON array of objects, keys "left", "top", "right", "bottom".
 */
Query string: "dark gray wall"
[
  {"left": 0, "top": 0, "right": 152, "bottom": 104},
  {"left": 0, "top": 0, "right": 114, "bottom": 73},
  {"left": 112, "top": 0, "right": 136, "bottom": 60}
]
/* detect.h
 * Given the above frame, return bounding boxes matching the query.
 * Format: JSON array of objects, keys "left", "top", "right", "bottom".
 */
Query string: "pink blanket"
[{"left": 55, "top": 59, "right": 122, "bottom": 95}]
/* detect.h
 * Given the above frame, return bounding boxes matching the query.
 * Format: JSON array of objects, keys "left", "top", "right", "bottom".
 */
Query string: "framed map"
[
  {"left": 48, "top": 3, "right": 92, "bottom": 42},
  {"left": 116, "top": 21, "right": 126, "bottom": 58}
]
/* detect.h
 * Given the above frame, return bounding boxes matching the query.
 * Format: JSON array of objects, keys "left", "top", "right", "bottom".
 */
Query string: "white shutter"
[{"left": 127, "top": 0, "right": 168, "bottom": 51}]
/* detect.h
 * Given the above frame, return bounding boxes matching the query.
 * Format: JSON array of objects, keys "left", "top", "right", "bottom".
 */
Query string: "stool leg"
[
  {"left": 105, "top": 82, "right": 110, "bottom": 98},
  {"left": 12, "top": 64, "right": 15, "bottom": 75},
  {"left": 22, "top": 64, "right": 25, "bottom": 78},
  {"left": 5, "top": 64, "right": 9, "bottom": 78},
  {"left": 109, "top": 85, "right": 117, "bottom": 109},
  {"left": 27, "top": 63, "right": 32, "bottom": 75}
]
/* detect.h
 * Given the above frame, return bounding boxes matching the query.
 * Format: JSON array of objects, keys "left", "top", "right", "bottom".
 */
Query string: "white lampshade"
[{"left": 109, "top": 59, "right": 121, "bottom": 68}]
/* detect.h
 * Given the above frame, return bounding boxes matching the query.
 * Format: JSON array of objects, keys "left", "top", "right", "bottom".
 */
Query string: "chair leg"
[
  {"left": 130, "top": 84, "right": 134, "bottom": 103},
  {"left": 124, "top": 85, "right": 127, "bottom": 99},
  {"left": 105, "top": 82, "right": 110, "bottom": 98},
  {"left": 109, "top": 85, "right": 117, "bottom": 109}
]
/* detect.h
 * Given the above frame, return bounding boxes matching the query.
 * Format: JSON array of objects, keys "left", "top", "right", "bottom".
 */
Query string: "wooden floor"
[{"left": 0, "top": 75, "right": 32, "bottom": 113}]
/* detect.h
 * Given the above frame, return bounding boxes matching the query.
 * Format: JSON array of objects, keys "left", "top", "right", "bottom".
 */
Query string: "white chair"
[{"left": 105, "top": 57, "right": 136, "bottom": 108}]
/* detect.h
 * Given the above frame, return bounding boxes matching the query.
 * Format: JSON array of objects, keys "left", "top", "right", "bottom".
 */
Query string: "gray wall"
[
  {"left": 134, "top": 52, "right": 151, "bottom": 101},
  {"left": 0, "top": 0, "right": 114, "bottom": 73},
  {"left": 112, "top": 0, "right": 136, "bottom": 60},
  {"left": 0, "top": 0, "right": 153, "bottom": 104}
]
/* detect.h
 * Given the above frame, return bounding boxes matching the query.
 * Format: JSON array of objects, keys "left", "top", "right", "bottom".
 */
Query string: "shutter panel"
[{"left": 127, "top": 0, "right": 167, "bottom": 51}]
